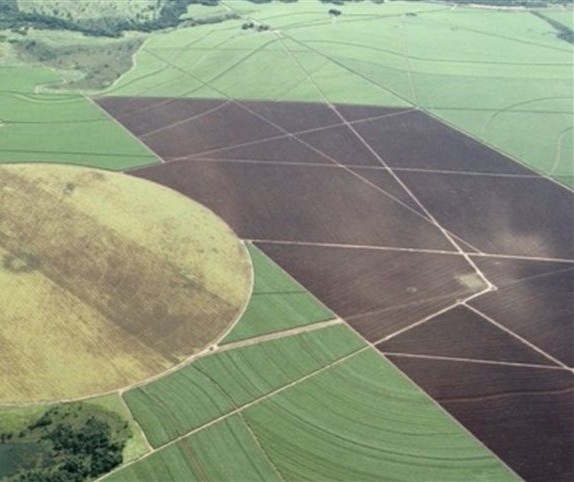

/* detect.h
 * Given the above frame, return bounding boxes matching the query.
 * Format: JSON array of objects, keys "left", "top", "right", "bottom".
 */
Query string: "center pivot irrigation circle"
[{"left": 0, "top": 164, "right": 252, "bottom": 404}]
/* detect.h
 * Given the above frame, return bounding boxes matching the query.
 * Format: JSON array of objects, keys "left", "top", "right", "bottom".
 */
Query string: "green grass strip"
[
  {"left": 222, "top": 244, "right": 333, "bottom": 344},
  {"left": 104, "top": 416, "right": 281, "bottom": 482},
  {"left": 124, "top": 325, "right": 365, "bottom": 447},
  {"left": 243, "top": 349, "right": 519, "bottom": 482}
]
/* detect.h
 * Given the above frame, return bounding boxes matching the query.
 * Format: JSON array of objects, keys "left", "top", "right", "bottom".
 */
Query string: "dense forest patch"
[{"left": 0, "top": 403, "right": 131, "bottom": 482}]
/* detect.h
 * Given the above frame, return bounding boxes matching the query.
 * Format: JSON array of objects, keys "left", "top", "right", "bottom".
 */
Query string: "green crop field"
[
  {"left": 104, "top": 416, "right": 282, "bottom": 482},
  {"left": 0, "top": 1, "right": 572, "bottom": 481},
  {"left": 222, "top": 244, "right": 334, "bottom": 343},
  {"left": 123, "top": 325, "right": 365, "bottom": 447},
  {"left": 2, "top": 2, "right": 571, "bottom": 183},
  {"left": 99, "top": 1, "right": 573, "bottom": 186},
  {"left": 241, "top": 349, "right": 518, "bottom": 481},
  {"left": 105, "top": 349, "right": 517, "bottom": 482},
  {"left": 0, "top": 67, "right": 157, "bottom": 168}
]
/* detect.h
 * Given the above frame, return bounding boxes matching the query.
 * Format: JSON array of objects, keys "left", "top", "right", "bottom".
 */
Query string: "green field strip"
[
  {"left": 104, "top": 415, "right": 282, "bottom": 482},
  {"left": 242, "top": 349, "right": 519, "bottom": 482},
  {"left": 124, "top": 325, "right": 365, "bottom": 448},
  {"left": 248, "top": 243, "right": 306, "bottom": 294},
  {"left": 0, "top": 67, "right": 157, "bottom": 170},
  {"left": 222, "top": 293, "right": 335, "bottom": 344},
  {"left": 222, "top": 244, "right": 333, "bottom": 344}
]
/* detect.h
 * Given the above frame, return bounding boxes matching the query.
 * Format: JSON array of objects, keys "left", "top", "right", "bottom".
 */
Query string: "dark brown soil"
[
  {"left": 131, "top": 160, "right": 454, "bottom": 250},
  {"left": 378, "top": 305, "right": 558, "bottom": 366},
  {"left": 472, "top": 256, "right": 574, "bottom": 287},
  {"left": 99, "top": 97, "right": 574, "bottom": 478},
  {"left": 96, "top": 97, "right": 227, "bottom": 137},
  {"left": 240, "top": 100, "right": 342, "bottom": 132},
  {"left": 469, "top": 264, "right": 574, "bottom": 366},
  {"left": 352, "top": 110, "right": 531, "bottom": 174},
  {"left": 350, "top": 167, "right": 427, "bottom": 215},
  {"left": 256, "top": 244, "right": 485, "bottom": 342},
  {"left": 141, "top": 102, "right": 286, "bottom": 159},
  {"left": 397, "top": 172, "right": 574, "bottom": 260},
  {"left": 296, "top": 124, "right": 382, "bottom": 166},
  {"left": 387, "top": 356, "right": 574, "bottom": 482},
  {"left": 192, "top": 135, "right": 335, "bottom": 165}
]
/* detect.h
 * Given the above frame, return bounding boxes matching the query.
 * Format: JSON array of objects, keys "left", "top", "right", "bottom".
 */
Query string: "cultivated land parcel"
[{"left": 0, "top": 1, "right": 573, "bottom": 482}]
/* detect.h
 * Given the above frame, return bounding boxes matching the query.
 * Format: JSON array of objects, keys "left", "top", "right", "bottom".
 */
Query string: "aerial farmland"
[{"left": 0, "top": 1, "right": 572, "bottom": 481}]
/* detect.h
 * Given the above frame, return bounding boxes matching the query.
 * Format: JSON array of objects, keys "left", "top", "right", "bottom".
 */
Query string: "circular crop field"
[{"left": 0, "top": 164, "right": 252, "bottom": 403}]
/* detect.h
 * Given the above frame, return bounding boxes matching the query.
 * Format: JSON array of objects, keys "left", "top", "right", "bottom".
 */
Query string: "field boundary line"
[
  {"left": 301, "top": 37, "right": 573, "bottom": 68},
  {"left": 210, "top": 239, "right": 256, "bottom": 349},
  {"left": 431, "top": 386, "right": 574, "bottom": 405},
  {"left": 139, "top": 100, "right": 232, "bottom": 138},
  {"left": 217, "top": 318, "right": 343, "bottom": 352},
  {"left": 85, "top": 96, "right": 166, "bottom": 165},
  {"left": 239, "top": 413, "right": 287, "bottom": 482},
  {"left": 168, "top": 108, "right": 416, "bottom": 160},
  {"left": 249, "top": 238, "right": 461, "bottom": 255},
  {"left": 381, "top": 352, "right": 567, "bottom": 371},
  {"left": 490, "top": 264, "right": 574, "bottom": 289},
  {"left": 549, "top": 125, "right": 573, "bottom": 177},
  {"left": 137, "top": 48, "right": 475, "bottom": 241},
  {"left": 151, "top": 156, "right": 545, "bottom": 180},
  {"left": 400, "top": 15, "right": 418, "bottom": 105},
  {"left": 372, "top": 288, "right": 490, "bottom": 345},
  {"left": 279, "top": 26, "right": 574, "bottom": 192},
  {"left": 423, "top": 108, "right": 574, "bottom": 193},
  {"left": 470, "top": 252, "right": 574, "bottom": 264},
  {"left": 344, "top": 292, "right": 476, "bottom": 325},
  {"left": 463, "top": 304, "right": 571, "bottom": 371},
  {"left": 277, "top": 32, "right": 495, "bottom": 292},
  {"left": 360, "top": 165, "right": 542, "bottom": 178},
  {"left": 176, "top": 157, "right": 337, "bottom": 168},
  {"left": 97, "top": 346, "right": 370, "bottom": 481},
  {"left": 251, "top": 259, "right": 521, "bottom": 478}
]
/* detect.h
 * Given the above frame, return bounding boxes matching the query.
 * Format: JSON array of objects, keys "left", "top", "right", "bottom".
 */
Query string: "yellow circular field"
[{"left": 0, "top": 164, "right": 252, "bottom": 403}]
